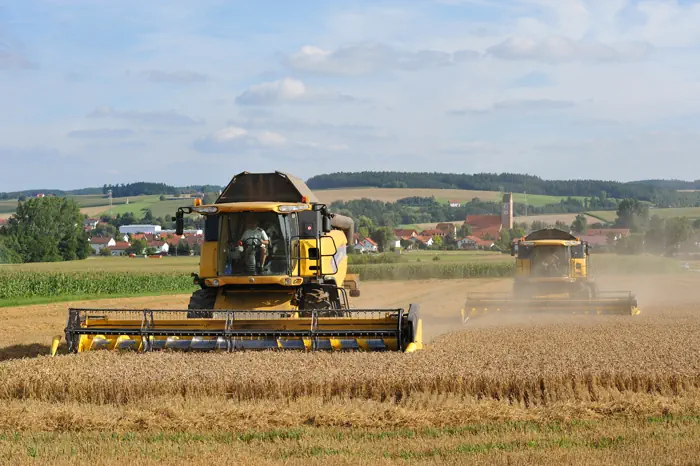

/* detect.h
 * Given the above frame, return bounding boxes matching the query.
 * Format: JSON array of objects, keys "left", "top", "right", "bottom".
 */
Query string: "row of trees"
[
  {"left": 308, "top": 171, "right": 689, "bottom": 203},
  {"left": 0, "top": 197, "right": 90, "bottom": 263},
  {"left": 102, "top": 183, "right": 224, "bottom": 198}
]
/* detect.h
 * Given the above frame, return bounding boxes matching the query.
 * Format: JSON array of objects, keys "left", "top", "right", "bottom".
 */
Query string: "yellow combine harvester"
[
  {"left": 52, "top": 172, "right": 423, "bottom": 355},
  {"left": 461, "top": 228, "right": 639, "bottom": 321}
]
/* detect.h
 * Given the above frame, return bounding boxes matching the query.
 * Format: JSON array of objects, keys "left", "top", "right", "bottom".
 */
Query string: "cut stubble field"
[{"left": 2, "top": 273, "right": 700, "bottom": 463}]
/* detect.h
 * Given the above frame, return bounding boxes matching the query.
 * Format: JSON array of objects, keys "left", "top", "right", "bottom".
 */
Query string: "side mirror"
[
  {"left": 322, "top": 214, "right": 331, "bottom": 233},
  {"left": 510, "top": 244, "right": 516, "bottom": 256},
  {"left": 175, "top": 211, "right": 184, "bottom": 235}
]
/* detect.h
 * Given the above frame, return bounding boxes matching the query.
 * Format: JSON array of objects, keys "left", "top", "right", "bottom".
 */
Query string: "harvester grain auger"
[
  {"left": 461, "top": 228, "right": 640, "bottom": 322},
  {"left": 51, "top": 171, "right": 423, "bottom": 354}
]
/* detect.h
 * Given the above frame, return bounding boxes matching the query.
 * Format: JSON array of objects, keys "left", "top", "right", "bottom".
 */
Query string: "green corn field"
[
  {"left": 0, "top": 271, "right": 197, "bottom": 301},
  {"left": 349, "top": 262, "right": 515, "bottom": 280}
]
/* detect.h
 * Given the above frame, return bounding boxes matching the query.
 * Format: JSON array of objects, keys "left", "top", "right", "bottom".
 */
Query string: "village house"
[
  {"left": 109, "top": 242, "right": 131, "bottom": 256},
  {"left": 436, "top": 222, "right": 457, "bottom": 237},
  {"left": 354, "top": 237, "right": 378, "bottom": 253},
  {"left": 448, "top": 200, "right": 461, "bottom": 207},
  {"left": 410, "top": 235, "right": 434, "bottom": 248},
  {"left": 393, "top": 229, "right": 418, "bottom": 238},
  {"left": 88, "top": 236, "right": 115, "bottom": 254},
  {"left": 147, "top": 240, "right": 170, "bottom": 254},
  {"left": 457, "top": 236, "right": 494, "bottom": 250},
  {"left": 420, "top": 228, "right": 447, "bottom": 238}
]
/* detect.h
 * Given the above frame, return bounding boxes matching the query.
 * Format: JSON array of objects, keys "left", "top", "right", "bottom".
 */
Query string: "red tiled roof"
[
  {"left": 166, "top": 235, "right": 183, "bottom": 246},
  {"left": 184, "top": 236, "right": 203, "bottom": 247},
  {"left": 465, "top": 235, "right": 494, "bottom": 246},
  {"left": 147, "top": 241, "right": 165, "bottom": 247},
  {"left": 465, "top": 215, "right": 501, "bottom": 229},
  {"left": 393, "top": 229, "right": 417, "bottom": 237},
  {"left": 111, "top": 242, "right": 131, "bottom": 250},
  {"left": 131, "top": 233, "right": 157, "bottom": 240},
  {"left": 89, "top": 237, "right": 113, "bottom": 244},
  {"left": 420, "top": 229, "right": 445, "bottom": 236},
  {"left": 413, "top": 235, "right": 432, "bottom": 244},
  {"left": 363, "top": 237, "right": 377, "bottom": 246},
  {"left": 0, "top": 219, "right": 7, "bottom": 225},
  {"left": 473, "top": 226, "right": 501, "bottom": 239}
]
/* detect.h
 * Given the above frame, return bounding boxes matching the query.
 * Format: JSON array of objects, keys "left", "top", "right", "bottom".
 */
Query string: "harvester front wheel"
[{"left": 187, "top": 288, "right": 217, "bottom": 318}]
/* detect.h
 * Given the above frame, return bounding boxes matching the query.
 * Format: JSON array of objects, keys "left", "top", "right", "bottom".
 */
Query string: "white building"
[
  {"left": 160, "top": 229, "right": 203, "bottom": 236},
  {"left": 119, "top": 224, "right": 162, "bottom": 235},
  {"left": 89, "top": 237, "right": 116, "bottom": 254}
]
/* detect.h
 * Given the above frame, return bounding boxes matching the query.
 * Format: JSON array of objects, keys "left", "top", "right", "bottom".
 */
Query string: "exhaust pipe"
[{"left": 330, "top": 213, "right": 354, "bottom": 246}]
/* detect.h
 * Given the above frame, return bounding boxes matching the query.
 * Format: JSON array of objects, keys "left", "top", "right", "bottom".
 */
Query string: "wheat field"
[{"left": 1, "top": 274, "right": 700, "bottom": 464}]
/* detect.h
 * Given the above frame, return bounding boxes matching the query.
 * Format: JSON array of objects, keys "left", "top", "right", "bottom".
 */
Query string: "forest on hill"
[{"left": 306, "top": 172, "right": 699, "bottom": 206}]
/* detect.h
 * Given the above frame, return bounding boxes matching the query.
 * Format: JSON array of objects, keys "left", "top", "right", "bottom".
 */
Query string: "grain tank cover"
[
  {"left": 216, "top": 171, "right": 320, "bottom": 204},
  {"left": 524, "top": 228, "right": 578, "bottom": 241}
]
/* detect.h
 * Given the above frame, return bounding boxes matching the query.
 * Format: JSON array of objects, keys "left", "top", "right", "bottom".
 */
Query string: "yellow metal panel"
[
  {"left": 214, "top": 290, "right": 297, "bottom": 311},
  {"left": 205, "top": 276, "right": 302, "bottom": 286},
  {"left": 210, "top": 202, "right": 311, "bottom": 213},
  {"left": 515, "top": 258, "right": 530, "bottom": 277},
  {"left": 199, "top": 242, "right": 217, "bottom": 277}
]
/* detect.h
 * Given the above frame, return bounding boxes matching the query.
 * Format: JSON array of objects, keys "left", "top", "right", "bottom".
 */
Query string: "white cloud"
[
  {"left": 284, "top": 42, "right": 479, "bottom": 75},
  {"left": 88, "top": 106, "right": 205, "bottom": 126},
  {"left": 193, "top": 124, "right": 350, "bottom": 154},
  {"left": 487, "top": 35, "right": 653, "bottom": 63},
  {"left": 234, "top": 77, "right": 357, "bottom": 105}
]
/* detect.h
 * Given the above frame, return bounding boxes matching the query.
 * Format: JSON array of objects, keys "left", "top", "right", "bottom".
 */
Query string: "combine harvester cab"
[
  {"left": 53, "top": 171, "right": 423, "bottom": 354},
  {"left": 461, "top": 228, "right": 639, "bottom": 322}
]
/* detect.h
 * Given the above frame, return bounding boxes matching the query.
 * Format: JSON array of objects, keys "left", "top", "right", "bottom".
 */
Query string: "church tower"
[{"left": 501, "top": 192, "right": 513, "bottom": 230}]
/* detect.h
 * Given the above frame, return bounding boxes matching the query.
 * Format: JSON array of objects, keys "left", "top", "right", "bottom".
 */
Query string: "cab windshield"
[
  {"left": 218, "top": 212, "right": 297, "bottom": 276},
  {"left": 531, "top": 245, "right": 569, "bottom": 277}
]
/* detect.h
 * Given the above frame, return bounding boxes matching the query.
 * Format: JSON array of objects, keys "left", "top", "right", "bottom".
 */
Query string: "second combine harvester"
[
  {"left": 53, "top": 171, "right": 423, "bottom": 355},
  {"left": 462, "top": 227, "right": 640, "bottom": 321}
]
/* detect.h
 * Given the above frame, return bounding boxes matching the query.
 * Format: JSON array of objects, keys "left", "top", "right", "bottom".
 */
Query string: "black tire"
[{"left": 187, "top": 288, "right": 217, "bottom": 318}]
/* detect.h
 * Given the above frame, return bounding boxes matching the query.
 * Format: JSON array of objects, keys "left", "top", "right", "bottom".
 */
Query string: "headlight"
[
  {"left": 278, "top": 204, "right": 308, "bottom": 212},
  {"left": 211, "top": 279, "right": 219, "bottom": 286},
  {"left": 193, "top": 206, "right": 218, "bottom": 213}
]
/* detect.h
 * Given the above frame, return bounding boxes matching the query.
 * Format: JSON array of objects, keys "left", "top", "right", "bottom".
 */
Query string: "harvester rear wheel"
[{"left": 187, "top": 288, "right": 217, "bottom": 318}]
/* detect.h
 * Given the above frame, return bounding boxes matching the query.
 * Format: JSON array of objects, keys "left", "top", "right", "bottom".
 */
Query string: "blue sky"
[{"left": 2, "top": 0, "right": 700, "bottom": 190}]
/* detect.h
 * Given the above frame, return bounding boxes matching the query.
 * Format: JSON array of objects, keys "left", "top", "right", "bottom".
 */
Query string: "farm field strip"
[
  {"left": 590, "top": 207, "right": 700, "bottom": 221},
  {"left": 313, "top": 188, "right": 579, "bottom": 206}
]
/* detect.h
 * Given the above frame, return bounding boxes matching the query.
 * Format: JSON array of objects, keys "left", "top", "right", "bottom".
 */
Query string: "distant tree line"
[
  {"left": 102, "top": 183, "right": 178, "bottom": 198},
  {"left": 307, "top": 171, "right": 700, "bottom": 207},
  {"left": 0, "top": 183, "right": 225, "bottom": 200}
]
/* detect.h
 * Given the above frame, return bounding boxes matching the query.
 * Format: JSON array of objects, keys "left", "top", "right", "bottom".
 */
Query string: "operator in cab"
[{"left": 240, "top": 218, "right": 270, "bottom": 272}]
